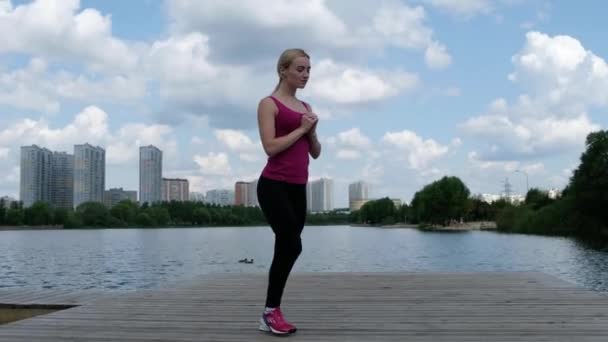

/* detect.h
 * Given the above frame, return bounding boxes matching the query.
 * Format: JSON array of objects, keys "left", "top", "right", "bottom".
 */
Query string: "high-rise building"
[
  {"left": 349, "top": 181, "right": 370, "bottom": 212},
  {"left": 189, "top": 192, "right": 205, "bottom": 202},
  {"left": 73, "top": 143, "right": 105, "bottom": 208},
  {"left": 139, "top": 145, "right": 162, "bottom": 204},
  {"left": 0, "top": 196, "right": 17, "bottom": 208},
  {"left": 205, "top": 189, "right": 234, "bottom": 206},
  {"left": 51, "top": 152, "right": 74, "bottom": 209},
  {"left": 103, "top": 188, "right": 137, "bottom": 208},
  {"left": 246, "top": 179, "right": 258, "bottom": 207},
  {"left": 308, "top": 177, "right": 334, "bottom": 213},
  {"left": 234, "top": 180, "right": 259, "bottom": 207},
  {"left": 162, "top": 178, "right": 189, "bottom": 202},
  {"left": 20, "top": 145, "right": 52, "bottom": 207},
  {"left": 234, "top": 181, "right": 248, "bottom": 206}
]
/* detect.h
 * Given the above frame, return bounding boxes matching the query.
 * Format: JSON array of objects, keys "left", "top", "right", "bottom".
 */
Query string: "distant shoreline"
[
  {"left": 350, "top": 221, "right": 497, "bottom": 231},
  {"left": 1, "top": 222, "right": 497, "bottom": 231},
  {"left": 0, "top": 225, "right": 62, "bottom": 231}
]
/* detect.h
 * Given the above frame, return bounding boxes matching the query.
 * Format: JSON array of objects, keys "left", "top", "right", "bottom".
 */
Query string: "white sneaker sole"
[{"left": 258, "top": 317, "right": 294, "bottom": 335}]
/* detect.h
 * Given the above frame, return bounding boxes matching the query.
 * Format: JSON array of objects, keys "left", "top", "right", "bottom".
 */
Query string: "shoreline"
[{"left": 350, "top": 221, "right": 497, "bottom": 231}]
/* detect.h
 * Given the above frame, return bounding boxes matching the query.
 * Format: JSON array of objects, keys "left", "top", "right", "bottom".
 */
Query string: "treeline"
[
  {"left": 3, "top": 130, "right": 607, "bottom": 239},
  {"left": 495, "top": 131, "right": 608, "bottom": 238},
  {"left": 0, "top": 199, "right": 350, "bottom": 228},
  {"left": 352, "top": 130, "right": 608, "bottom": 240}
]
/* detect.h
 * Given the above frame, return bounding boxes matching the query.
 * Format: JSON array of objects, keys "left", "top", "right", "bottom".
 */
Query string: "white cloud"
[
  {"left": 337, "top": 149, "right": 361, "bottom": 160},
  {"left": 0, "top": 0, "right": 137, "bottom": 73},
  {"left": 191, "top": 136, "right": 204, "bottom": 145},
  {"left": 0, "top": 58, "right": 145, "bottom": 113},
  {"left": 194, "top": 152, "right": 231, "bottom": 176},
  {"left": 461, "top": 113, "right": 599, "bottom": 159},
  {"left": 145, "top": 32, "right": 269, "bottom": 128},
  {"left": 0, "top": 106, "right": 177, "bottom": 165},
  {"left": 0, "top": 147, "right": 8, "bottom": 159},
  {"left": 422, "top": 0, "right": 493, "bottom": 18},
  {"left": 468, "top": 151, "right": 519, "bottom": 172},
  {"left": 329, "top": 128, "right": 372, "bottom": 160},
  {"left": 461, "top": 32, "right": 606, "bottom": 161},
  {"left": 336, "top": 128, "right": 371, "bottom": 149},
  {"left": 107, "top": 123, "right": 177, "bottom": 165},
  {"left": 167, "top": 0, "right": 450, "bottom": 70},
  {"left": 168, "top": 0, "right": 348, "bottom": 59},
  {"left": 214, "top": 129, "right": 263, "bottom": 162},
  {"left": 522, "top": 162, "right": 545, "bottom": 175},
  {"left": 509, "top": 31, "right": 608, "bottom": 114},
  {"left": 451, "top": 137, "right": 463, "bottom": 147},
  {"left": 382, "top": 130, "right": 449, "bottom": 169},
  {"left": 214, "top": 129, "right": 257, "bottom": 152},
  {"left": 372, "top": 3, "right": 452, "bottom": 69},
  {"left": 425, "top": 42, "right": 452, "bottom": 69},
  {"left": 308, "top": 59, "right": 419, "bottom": 104}
]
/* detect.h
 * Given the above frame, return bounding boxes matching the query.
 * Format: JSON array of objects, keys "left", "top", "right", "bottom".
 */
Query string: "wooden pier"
[{"left": 1, "top": 272, "right": 608, "bottom": 341}]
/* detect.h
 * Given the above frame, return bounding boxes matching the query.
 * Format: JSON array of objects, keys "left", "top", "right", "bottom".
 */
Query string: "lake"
[{"left": 1, "top": 225, "right": 607, "bottom": 292}]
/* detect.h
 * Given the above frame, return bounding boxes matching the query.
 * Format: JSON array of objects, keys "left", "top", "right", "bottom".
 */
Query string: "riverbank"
[
  {"left": 350, "top": 221, "right": 497, "bottom": 231},
  {"left": 0, "top": 225, "right": 62, "bottom": 231}
]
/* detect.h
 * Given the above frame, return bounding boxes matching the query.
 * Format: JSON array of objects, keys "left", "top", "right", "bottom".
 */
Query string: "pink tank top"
[{"left": 261, "top": 96, "right": 310, "bottom": 184}]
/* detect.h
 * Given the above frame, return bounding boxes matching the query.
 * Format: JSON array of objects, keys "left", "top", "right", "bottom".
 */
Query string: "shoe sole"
[{"left": 259, "top": 318, "right": 297, "bottom": 335}]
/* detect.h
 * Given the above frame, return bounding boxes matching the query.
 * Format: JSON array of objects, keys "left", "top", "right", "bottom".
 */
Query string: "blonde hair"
[{"left": 273, "top": 48, "right": 310, "bottom": 93}]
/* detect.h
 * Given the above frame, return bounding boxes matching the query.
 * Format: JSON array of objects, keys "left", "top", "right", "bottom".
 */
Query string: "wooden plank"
[{"left": 0, "top": 272, "right": 607, "bottom": 341}]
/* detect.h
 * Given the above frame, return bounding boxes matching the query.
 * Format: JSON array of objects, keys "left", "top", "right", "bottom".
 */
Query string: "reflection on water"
[{"left": 0, "top": 226, "right": 607, "bottom": 292}]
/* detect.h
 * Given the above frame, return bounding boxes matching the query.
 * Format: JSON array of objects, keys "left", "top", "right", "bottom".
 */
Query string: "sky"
[{"left": 1, "top": 0, "right": 607, "bottom": 208}]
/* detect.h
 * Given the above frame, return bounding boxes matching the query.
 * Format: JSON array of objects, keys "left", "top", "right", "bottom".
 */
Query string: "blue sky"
[{"left": 1, "top": 0, "right": 607, "bottom": 208}]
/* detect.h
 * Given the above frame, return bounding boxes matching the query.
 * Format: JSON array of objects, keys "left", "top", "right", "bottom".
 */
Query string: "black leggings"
[{"left": 257, "top": 176, "right": 307, "bottom": 308}]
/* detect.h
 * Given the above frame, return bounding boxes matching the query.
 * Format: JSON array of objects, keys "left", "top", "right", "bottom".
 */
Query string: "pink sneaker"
[{"left": 259, "top": 307, "right": 297, "bottom": 335}]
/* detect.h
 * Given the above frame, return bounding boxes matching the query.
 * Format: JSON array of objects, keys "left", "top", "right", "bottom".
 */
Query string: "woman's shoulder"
[{"left": 258, "top": 96, "right": 279, "bottom": 113}]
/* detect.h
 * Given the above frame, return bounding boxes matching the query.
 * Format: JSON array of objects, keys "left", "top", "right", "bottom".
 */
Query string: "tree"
[
  {"left": 193, "top": 207, "right": 211, "bottom": 225},
  {"left": 568, "top": 130, "right": 608, "bottom": 229},
  {"left": 5, "top": 208, "right": 24, "bottom": 225},
  {"left": 24, "top": 201, "right": 53, "bottom": 226},
  {"left": 110, "top": 200, "right": 139, "bottom": 226},
  {"left": 411, "top": 176, "right": 470, "bottom": 225},
  {"left": 525, "top": 188, "right": 553, "bottom": 210},
  {"left": 147, "top": 206, "right": 170, "bottom": 226},
  {"left": 358, "top": 197, "right": 397, "bottom": 224},
  {"left": 0, "top": 198, "right": 6, "bottom": 225},
  {"left": 76, "top": 202, "right": 110, "bottom": 227},
  {"left": 53, "top": 208, "right": 70, "bottom": 226}
]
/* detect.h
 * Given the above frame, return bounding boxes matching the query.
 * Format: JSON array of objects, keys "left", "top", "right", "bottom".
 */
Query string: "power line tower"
[{"left": 502, "top": 177, "right": 512, "bottom": 201}]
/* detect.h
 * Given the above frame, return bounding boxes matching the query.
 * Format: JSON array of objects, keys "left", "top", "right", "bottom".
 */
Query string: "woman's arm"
[
  {"left": 305, "top": 105, "right": 321, "bottom": 159},
  {"left": 308, "top": 131, "right": 321, "bottom": 159},
  {"left": 258, "top": 98, "right": 310, "bottom": 157}
]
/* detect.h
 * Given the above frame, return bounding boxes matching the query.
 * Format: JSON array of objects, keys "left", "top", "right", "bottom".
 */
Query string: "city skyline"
[
  {"left": 16, "top": 141, "right": 555, "bottom": 210},
  {"left": 1, "top": 1, "right": 607, "bottom": 208}
]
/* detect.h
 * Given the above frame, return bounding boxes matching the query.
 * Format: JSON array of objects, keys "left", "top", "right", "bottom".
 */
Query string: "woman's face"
[{"left": 282, "top": 56, "right": 310, "bottom": 89}]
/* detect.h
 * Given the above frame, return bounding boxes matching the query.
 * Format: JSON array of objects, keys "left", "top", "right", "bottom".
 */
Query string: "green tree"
[
  {"left": 53, "top": 208, "right": 69, "bottom": 226},
  {"left": 136, "top": 212, "right": 155, "bottom": 226},
  {"left": 24, "top": 201, "right": 54, "bottom": 225},
  {"left": 568, "top": 130, "right": 608, "bottom": 230},
  {"left": 359, "top": 197, "right": 397, "bottom": 224},
  {"left": 5, "top": 208, "right": 24, "bottom": 225},
  {"left": 76, "top": 202, "right": 110, "bottom": 227},
  {"left": 110, "top": 200, "right": 139, "bottom": 226},
  {"left": 525, "top": 188, "right": 553, "bottom": 210},
  {"left": 63, "top": 211, "right": 83, "bottom": 228},
  {"left": 193, "top": 207, "right": 211, "bottom": 225},
  {"left": 411, "top": 176, "right": 470, "bottom": 225},
  {"left": 0, "top": 198, "right": 6, "bottom": 225},
  {"left": 147, "top": 206, "right": 170, "bottom": 226}
]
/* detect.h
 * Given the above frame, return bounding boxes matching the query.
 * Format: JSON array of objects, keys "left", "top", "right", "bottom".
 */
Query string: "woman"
[{"left": 256, "top": 48, "right": 321, "bottom": 336}]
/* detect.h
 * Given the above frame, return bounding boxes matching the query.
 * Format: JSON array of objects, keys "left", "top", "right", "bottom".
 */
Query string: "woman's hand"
[
  {"left": 305, "top": 112, "right": 319, "bottom": 136},
  {"left": 300, "top": 113, "right": 318, "bottom": 132}
]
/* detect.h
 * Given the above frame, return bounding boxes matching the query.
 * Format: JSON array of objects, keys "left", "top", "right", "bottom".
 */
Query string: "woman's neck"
[{"left": 274, "top": 82, "right": 297, "bottom": 98}]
